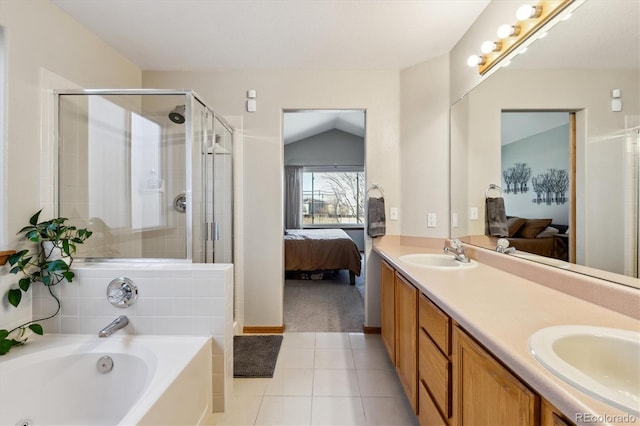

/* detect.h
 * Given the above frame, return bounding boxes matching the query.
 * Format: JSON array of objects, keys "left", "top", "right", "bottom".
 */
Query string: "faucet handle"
[
  {"left": 448, "top": 239, "right": 463, "bottom": 250},
  {"left": 496, "top": 238, "right": 510, "bottom": 251},
  {"left": 107, "top": 277, "right": 138, "bottom": 308}
]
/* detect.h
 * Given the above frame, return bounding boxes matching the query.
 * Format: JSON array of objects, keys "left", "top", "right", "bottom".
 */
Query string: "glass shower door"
[{"left": 199, "top": 111, "right": 233, "bottom": 263}]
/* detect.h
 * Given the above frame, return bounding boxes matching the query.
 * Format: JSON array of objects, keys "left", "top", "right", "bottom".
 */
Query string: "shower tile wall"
[
  {"left": 32, "top": 262, "right": 234, "bottom": 412},
  {"left": 140, "top": 123, "right": 187, "bottom": 259}
]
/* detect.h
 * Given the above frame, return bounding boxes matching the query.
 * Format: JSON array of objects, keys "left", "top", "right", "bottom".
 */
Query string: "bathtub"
[{"left": 0, "top": 334, "right": 212, "bottom": 426}]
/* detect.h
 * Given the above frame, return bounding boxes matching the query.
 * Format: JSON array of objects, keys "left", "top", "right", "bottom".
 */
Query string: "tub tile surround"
[
  {"left": 373, "top": 236, "right": 640, "bottom": 425},
  {"left": 31, "top": 261, "right": 234, "bottom": 413}
]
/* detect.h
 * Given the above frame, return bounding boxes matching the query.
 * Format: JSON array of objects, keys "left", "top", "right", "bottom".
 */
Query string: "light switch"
[
  {"left": 247, "top": 99, "right": 257, "bottom": 112},
  {"left": 390, "top": 207, "right": 398, "bottom": 220},
  {"left": 470, "top": 207, "right": 478, "bottom": 220},
  {"left": 427, "top": 213, "right": 437, "bottom": 228},
  {"left": 611, "top": 98, "right": 622, "bottom": 112},
  {"left": 452, "top": 213, "right": 458, "bottom": 228}
]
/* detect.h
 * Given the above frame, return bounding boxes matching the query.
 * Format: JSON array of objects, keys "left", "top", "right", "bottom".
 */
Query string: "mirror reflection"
[{"left": 450, "top": 0, "right": 640, "bottom": 287}]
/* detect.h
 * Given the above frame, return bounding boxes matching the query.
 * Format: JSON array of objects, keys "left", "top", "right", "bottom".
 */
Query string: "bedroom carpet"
[
  {"left": 284, "top": 270, "right": 365, "bottom": 332},
  {"left": 233, "top": 335, "right": 283, "bottom": 378}
]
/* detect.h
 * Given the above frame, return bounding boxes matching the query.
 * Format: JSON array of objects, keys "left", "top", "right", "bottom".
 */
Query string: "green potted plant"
[{"left": 0, "top": 210, "right": 92, "bottom": 355}]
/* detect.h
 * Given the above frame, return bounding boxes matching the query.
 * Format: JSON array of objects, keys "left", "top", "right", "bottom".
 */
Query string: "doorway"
[
  {"left": 500, "top": 111, "right": 576, "bottom": 263},
  {"left": 282, "top": 109, "right": 366, "bottom": 332}
]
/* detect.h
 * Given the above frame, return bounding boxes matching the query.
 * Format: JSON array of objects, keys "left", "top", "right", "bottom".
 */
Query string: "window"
[{"left": 303, "top": 169, "right": 364, "bottom": 225}]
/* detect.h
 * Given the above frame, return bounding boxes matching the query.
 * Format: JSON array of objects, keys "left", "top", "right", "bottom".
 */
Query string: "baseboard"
[
  {"left": 363, "top": 326, "right": 381, "bottom": 334},
  {"left": 243, "top": 325, "right": 285, "bottom": 334}
]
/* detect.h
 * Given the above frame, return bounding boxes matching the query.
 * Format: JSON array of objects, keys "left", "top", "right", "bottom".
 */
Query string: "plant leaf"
[
  {"left": 0, "top": 339, "right": 15, "bottom": 355},
  {"left": 29, "top": 210, "right": 43, "bottom": 226},
  {"left": 8, "top": 289, "right": 22, "bottom": 307},
  {"left": 18, "top": 278, "right": 31, "bottom": 292},
  {"left": 62, "top": 271, "right": 75, "bottom": 282},
  {"left": 28, "top": 324, "right": 44, "bottom": 335},
  {"left": 0, "top": 329, "right": 8, "bottom": 340}
]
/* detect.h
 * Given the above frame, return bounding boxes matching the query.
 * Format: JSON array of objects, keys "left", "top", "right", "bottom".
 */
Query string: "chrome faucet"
[
  {"left": 98, "top": 315, "right": 129, "bottom": 338},
  {"left": 443, "top": 239, "right": 471, "bottom": 263},
  {"left": 495, "top": 238, "right": 516, "bottom": 254}
]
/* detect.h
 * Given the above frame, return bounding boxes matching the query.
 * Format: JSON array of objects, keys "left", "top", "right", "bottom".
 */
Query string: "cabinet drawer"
[
  {"left": 419, "top": 293, "right": 451, "bottom": 355},
  {"left": 419, "top": 380, "right": 447, "bottom": 426},
  {"left": 419, "top": 329, "right": 451, "bottom": 418}
]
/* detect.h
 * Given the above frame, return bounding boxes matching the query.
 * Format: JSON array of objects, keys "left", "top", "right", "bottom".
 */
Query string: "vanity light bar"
[{"left": 470, "top": 0, "right": 576, "bottom": 76}]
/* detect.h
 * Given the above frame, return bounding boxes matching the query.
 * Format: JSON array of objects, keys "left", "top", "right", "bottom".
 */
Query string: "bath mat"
[{"left": 233, "top": 335, "right": 283, "bottom": 378}]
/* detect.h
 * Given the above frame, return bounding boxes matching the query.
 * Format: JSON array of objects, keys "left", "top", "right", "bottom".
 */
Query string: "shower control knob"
[{"left": 107, "top": 277, "right": 138, "bottom": 308}]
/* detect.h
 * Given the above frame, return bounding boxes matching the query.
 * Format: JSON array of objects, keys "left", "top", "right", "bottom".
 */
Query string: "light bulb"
[
  {"left": 480, "top": 41, "right": 502, "bottom": 54},
  {"left": 497, "top": 24, "right": 520, "bottom": 38},
  {"left": 466, "top": 55, "right": 485, "bottom": 67},
  {"left": 516, "top": 4, "right": 542, "bottom": 21}
]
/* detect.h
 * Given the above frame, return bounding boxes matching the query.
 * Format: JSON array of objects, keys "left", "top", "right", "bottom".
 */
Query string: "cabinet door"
[
  {"left": 542, "top": 399, "right": 574, "bottom": 426},
  {"left": 453, "top": 327, "right": 539, "bottom": 426},
  {"left": 395, "top": 273, "right": 418, "bottom": 413},
  {"left": 381, "top": 260, "right": 396, "bottom": 363}
]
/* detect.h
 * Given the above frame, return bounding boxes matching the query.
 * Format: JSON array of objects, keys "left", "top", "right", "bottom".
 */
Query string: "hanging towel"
[
  {"left": 367, "top": 196, "right": 386, "bottom": 238},
  {"left": 486, "top": 197, "right": 508, "bottom": 237}
]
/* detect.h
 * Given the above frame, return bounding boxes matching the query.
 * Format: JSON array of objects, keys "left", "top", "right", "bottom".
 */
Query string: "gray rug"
[
  {"left": 233, "top": 335, "right": 283, "bottom": 378},
  {"left": 284, "top": 271, "right": 365, "bottom": 332}
]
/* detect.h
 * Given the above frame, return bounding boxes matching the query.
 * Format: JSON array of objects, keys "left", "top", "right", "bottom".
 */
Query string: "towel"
[
  {"left": 367, "top": 196, "right": 386, "bottom": 238},
  {"left": 486, "top": 197, "right": 508, "bottom": 237}
]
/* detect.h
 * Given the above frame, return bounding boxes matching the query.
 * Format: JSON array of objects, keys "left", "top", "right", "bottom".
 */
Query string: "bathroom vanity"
[{"left": 374, "top": 236, "right": 639, "bottom": 426}]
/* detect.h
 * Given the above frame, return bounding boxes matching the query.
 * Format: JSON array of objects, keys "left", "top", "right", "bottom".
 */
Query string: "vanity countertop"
[{"left": 373, "top": 236, "right": 640, "bottom": 426}]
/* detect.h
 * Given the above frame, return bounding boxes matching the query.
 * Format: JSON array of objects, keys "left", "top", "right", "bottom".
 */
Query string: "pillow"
[
  {"left": 515, "top": 219, "right": 553, "bottom": 239},
  {"left": 507, "top": 217, "right": 526, "bottom": 237},
  {"left": 535, "top": 226, "right": 560, "bottom": 239}
]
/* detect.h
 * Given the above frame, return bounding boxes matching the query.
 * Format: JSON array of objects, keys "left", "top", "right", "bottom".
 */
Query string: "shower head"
[{"left": 169, "top": 105, "right": 186, "bottom": 124}]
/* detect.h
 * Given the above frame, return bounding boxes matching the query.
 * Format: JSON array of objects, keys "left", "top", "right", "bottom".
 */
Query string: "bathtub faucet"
[{"left": 98, "top": 315, "right": 129, "bottom": 338}]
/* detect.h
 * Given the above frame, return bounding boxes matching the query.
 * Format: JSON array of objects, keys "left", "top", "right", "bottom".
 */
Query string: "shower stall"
[{"left": 55, "top": 89, "right": 233, "bottom": 263}]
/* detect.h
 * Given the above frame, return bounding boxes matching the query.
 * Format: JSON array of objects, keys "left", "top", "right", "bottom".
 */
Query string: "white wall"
[
  {"left": 0, "top": 0, "right": 141, "bottom": 331},
  {"left": 400, "top": 54, "right": 451, "bottom": 238},
  {"left": 143, "top": 70, "right": 401, "bottom": 328}
]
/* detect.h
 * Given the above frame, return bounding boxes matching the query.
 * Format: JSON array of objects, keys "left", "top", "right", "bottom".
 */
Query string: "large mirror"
[{"left": 451, "top": 0, "right": 640, "bottom": 288}]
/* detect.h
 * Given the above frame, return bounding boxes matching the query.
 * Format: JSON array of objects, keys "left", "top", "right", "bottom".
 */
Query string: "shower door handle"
[{"left": 212, "top": 222, "right": 220, "bottom": 241}]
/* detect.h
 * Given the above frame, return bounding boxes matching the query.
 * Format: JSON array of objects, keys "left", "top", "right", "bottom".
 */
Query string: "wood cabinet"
[
  {"left": 381, "top": 260, "right": 396, "bottom": 364},
  {"left": 395, "top": 272, "right": 419, "bottom": 412},
  {"left": 418, "top": 294, "right": 452, "bottom": 425},
  {"left": 380, "top": 259, "right": 571, "bottom": 426},
  {"left": 453, "top": 326, "right": 540, "bottom": 426},
  {"left": 541, "top": 399, "right": 573, "bottom": 426},
  {"left": 380, "top": 261, "right": 418, "bottom": 412}
]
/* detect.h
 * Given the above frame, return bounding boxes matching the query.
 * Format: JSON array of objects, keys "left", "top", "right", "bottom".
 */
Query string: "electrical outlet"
[
  {"left": 390, "top": 207, "right": 398, "bottom": 220},
  {"left": 427, "top": 213, "right": 437, "bottom": 228},
  {"left": 470, "top": 207, "right": 479, "bottom": 220}
]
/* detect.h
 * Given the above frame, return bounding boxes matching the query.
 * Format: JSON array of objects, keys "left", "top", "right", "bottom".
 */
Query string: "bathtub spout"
[{"left": 99, "top": 315, "right": 129, "bottom": 337}]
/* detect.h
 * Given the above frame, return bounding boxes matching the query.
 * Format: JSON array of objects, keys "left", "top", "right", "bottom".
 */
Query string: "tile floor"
[{"left": 210, "top": 332, "right": 419, "bottom": 426}]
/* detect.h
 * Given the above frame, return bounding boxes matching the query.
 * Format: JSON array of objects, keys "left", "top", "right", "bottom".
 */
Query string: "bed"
[
  {"left": 506, "top": 217, "right": 569, "bottom": 261},
  {"left": 284, "top": 229, "right": 362, "bottom": 285}
]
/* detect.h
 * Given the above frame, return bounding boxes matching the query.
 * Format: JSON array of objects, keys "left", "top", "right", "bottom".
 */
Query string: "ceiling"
[
  {"left": 51, "top": 0, "right": 490, "bottom": 71},
  {"left": 501, "top": 112, "right": 569, "bottom": 145},
  {"left": 283, "top": 110, "right": 365, "bottom": 144}
]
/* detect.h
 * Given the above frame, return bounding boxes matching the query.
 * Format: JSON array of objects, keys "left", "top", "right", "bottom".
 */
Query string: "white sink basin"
[
  {"left": 398, "top": 253, "right": 477, "bottom": 269},
  {"left": 530, "top": 325, "right": 640, "bottom": 416}
]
